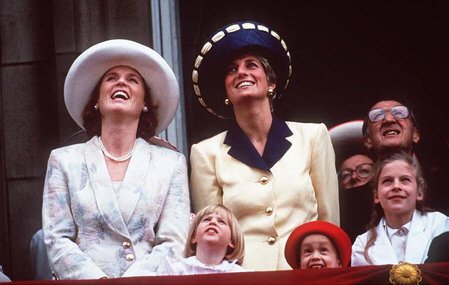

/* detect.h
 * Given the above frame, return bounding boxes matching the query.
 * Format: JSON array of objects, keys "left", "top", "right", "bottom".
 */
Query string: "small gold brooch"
[{"left": 389, "top": 262, "right": 422, "bottom": 285}]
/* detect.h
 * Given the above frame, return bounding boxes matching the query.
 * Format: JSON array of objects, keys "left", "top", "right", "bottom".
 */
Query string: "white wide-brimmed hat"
[
  {"left": 329, "top": 120, "right": 372, "bottom": 167},
  {"left": 64, "top": 39, "right": 179, "bottom": 134}
]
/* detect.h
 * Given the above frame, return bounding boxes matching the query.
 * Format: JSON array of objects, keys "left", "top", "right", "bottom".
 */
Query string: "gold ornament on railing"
[{"left": 389, "top": 262, "right": 422, "bottom": 285}]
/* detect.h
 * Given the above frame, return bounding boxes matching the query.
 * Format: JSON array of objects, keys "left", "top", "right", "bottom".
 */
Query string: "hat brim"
[
  {"left": 192, "top": 21, "right": 292, "bottom": 119},
  {"left": 64, "top": 39, "right": 179, "bottom": 134},
  {"left": 285, "top": 221, "right": 352, "bottom": 268},
  {"left": 329, "top": 120, "right": 371, "bottom": 167}
]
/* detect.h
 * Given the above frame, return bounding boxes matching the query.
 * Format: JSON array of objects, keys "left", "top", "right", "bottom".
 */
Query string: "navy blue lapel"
[
  {"left": 264, "top": 117, "right": 293, "bottom": 168},
  {"left": 224, "top": 117, "right": 292, "bottom": 170}
]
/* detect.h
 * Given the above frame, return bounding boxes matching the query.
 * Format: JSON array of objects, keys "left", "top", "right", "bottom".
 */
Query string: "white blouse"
[
  {"left": 351, "top": 210, "right": 448, "bottom": 266},
  {"left": 158, "top": 256, "right": 246, "bottom": 275}
]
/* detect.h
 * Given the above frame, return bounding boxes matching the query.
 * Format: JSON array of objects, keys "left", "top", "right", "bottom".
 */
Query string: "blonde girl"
[{"left": 158, "top": 205, "right": 245, "bottom": 275}]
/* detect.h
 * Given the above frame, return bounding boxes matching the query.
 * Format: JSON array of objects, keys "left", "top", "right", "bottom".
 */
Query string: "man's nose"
[{"left": 383, "top": 110, "right": 396, "bottom": 121}]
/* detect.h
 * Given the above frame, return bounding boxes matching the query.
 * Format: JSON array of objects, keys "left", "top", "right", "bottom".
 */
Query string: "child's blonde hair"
[{"left": 185, "top": 204, "right": 245, "bottom": 265}]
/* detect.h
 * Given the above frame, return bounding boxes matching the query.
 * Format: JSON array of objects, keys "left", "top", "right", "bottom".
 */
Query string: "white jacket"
[
  {"left": 351, "top": 210, "right": 448, "bottom": 266},
  {"left": 42, "top": 136, "right": 190, "bottom": 279}
]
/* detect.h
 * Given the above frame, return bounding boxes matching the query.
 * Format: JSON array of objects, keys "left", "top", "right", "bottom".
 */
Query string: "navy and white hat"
[
  {"left": 64, "top": 39, "right": 179, "bottom": 134},
  {"left": 192, "top": 21, "right": 292, "bottom": 119}
]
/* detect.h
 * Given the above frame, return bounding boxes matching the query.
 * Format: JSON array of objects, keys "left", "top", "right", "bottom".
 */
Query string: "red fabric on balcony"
[{"left": 9, "top": 262, "right": 449, "bottom": 285}]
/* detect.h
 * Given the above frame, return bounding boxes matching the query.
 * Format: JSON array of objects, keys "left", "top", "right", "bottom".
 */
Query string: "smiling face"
[
  {"left": 374, "top": 160, "right": 423, "bottom": 222},
  {"left": 97, "top": 65, "right": 146, "bottom": 120},
  {"left": 299, "top": 234, "right": 342, "bottom": 269},
  {"left": 364, "top": 100, "right": 420, "bottom": 156},
  {"left": 224, "top": 54, "right": 276, "bottom": 107},
  {"left": 192, "top": 210, "right": 234, "bottom": 251}
]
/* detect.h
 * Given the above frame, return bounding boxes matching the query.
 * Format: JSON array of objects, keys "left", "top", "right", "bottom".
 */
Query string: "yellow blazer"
[{"left": 190, "top": 118, "right": 339, "bottom": 271}]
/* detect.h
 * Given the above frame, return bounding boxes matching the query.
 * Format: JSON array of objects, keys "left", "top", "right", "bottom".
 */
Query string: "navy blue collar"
[{"left": 224, "top": 117, "right": 293, "bottom": 170}]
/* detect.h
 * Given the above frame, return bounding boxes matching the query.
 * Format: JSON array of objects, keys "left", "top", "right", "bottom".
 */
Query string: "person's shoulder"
[
  {"left": 285, "top": 121, "right": 330, "bottom": 143},
  {"left": 420, "top": 210, "right": 448, "bottom": 224},
  {"left": 226, "top": 261, "right": 247, "bottom": 272},
  {"left": 140, "top": 138, "right": 183, "bottom": 157},
  {"left": 50, "top": 140, "right": 90, "bottom": 157},
  {"left": 286, "top": 121, "right": 327, "bottom": 132},
  {"left": 148, "top": 136, "right": 180, "bottom": 152},
  {"left": 191, "top": 131, "right": 228, "bottom": 149},
  {"left": 195, "top": 131, "right": 228, "bottom": 144},
  {"left": 353, "top": 230, "right": 370, "bottom": 245},
  {"left": 434, "top": 231, "right": 449, "bottom": 242},
  {"left": 0, "top": 271, "right": 11, "bottom": 282}
]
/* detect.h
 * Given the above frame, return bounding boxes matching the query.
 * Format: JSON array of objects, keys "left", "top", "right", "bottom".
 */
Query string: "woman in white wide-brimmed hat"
[
  {"left": 189, "top": 21, "right": 339, "bottom": 271},
  {"left": 42, "top": 39, "right": 190, "bottom": 279}
]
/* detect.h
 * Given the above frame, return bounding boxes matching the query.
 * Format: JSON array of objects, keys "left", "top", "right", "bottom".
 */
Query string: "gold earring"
[
  {"left": 224, "top": 98, "right": 231, "bottom": 105},
  {"left": 94, "top": 103, "right": 99, "bottom": 110},
  {"left": 143, "top": 106, "right": 148, "bottom": 112},
  {"left": 267, "top": 88, "right": 275, "bottom": 97}
]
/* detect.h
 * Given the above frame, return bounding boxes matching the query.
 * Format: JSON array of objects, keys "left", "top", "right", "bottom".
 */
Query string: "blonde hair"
[
  {"left": 185, "top": 204, "right": 245, "bottom": 265},
  {"left": 363, "top": 151, "right": 431, "bottom": 263}
]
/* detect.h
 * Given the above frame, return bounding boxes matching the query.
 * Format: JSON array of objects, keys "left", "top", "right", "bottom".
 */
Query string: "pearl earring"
[
  {"left": 143, "top": 106, "right": 148, "bottom": 112},
  {"left": 94, "top": 103, "right": 99, "bottom": 110},
  {"left": 224, "top": 98, "right": 231, "bottom": 106},
  {"left": 267, "top": 88, "right": 275, "bottom": 98}
]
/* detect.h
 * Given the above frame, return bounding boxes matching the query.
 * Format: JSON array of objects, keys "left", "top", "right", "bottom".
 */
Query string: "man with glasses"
[
  {"left": 363, "top": 100, "right": 449, "bottom": 256},
  {"left": 362, "top": 100, "right": 420, "bottom": 159}
]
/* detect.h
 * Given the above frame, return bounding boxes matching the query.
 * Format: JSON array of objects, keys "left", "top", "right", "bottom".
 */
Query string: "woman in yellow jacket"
[{"left": 190, "top": 21, "right": 339, "bottom": 271}]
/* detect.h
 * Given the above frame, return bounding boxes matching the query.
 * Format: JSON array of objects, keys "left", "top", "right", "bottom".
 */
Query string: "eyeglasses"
[
  {"left": 368, "top": 105, "right": 410, "bottom": 123},
  {"left": 338, "top": 163, "right": 374, "bottom": 183}
]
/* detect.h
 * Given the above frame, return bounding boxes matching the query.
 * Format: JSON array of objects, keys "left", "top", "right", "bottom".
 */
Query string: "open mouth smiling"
[
  {"left": 382, "top": 128, "right": 401, "bottom": 137},
  {"left": 235, "top": 81, "right": 254, "bottom": 89},
  {"left": 309, "top": 263, "right": 324, "bottom": 269},
  {"left": 111, "top": 90, "right": 130, "bottom": 100}
]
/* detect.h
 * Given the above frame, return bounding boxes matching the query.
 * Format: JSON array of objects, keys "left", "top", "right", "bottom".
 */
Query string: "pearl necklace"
[{"left": 98, "top": 137, "right": 137, "bottom": 162}]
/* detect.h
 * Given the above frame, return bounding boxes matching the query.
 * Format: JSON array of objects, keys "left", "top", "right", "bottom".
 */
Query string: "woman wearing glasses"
[
  {"left": 338, "top": 157, "right": 373, "bottom": 190},
  {"left": 330, "top": 120, "right": 374, "bottom": 242},
  {"left": 330, "top": 120, "right": 374, "bottom": 191}
]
